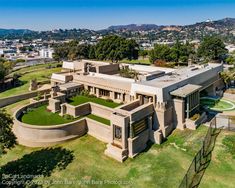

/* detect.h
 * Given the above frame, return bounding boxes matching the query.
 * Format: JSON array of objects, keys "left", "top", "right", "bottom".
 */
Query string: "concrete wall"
[
  {"left": 131, "top": 103, "right": 154, "bottom": 122},
  {"left": 128, "top": 129, "right": 149, "bottom": 158},
  {"left": 90, "top": 103, "right": 114, "bottom": 119},
  {"left": 0, "top": 88, "right": 50, "bottom": 108},
  {"left": 65, "top": 103, "right": 90, "bottom": 117},
  {"left": 13, "top": 101, "right": 87, "bottom": 147},
  {"left": 65, "top": 102, "right": 113, "bottom": 119},
  {"left": 97, "top": 64, "right": 119, "bottom": 75},
  {"left": 86, "top": 118, "right": 111, "bottom": 143}
]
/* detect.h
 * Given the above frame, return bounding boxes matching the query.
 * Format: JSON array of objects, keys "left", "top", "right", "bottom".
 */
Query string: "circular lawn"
[{"left": 20, "top": 105, "right": 78, "bottom": 126}]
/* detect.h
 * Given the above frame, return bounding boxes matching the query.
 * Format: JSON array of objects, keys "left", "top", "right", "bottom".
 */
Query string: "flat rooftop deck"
[{"left": 140, "top": 63, "right": 222, "bottom": 88}]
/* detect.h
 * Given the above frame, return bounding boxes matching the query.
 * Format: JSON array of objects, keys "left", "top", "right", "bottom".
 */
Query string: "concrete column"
[
  {"left": 186, "top": 96, "right": 190, "bottom": 119},
  {"left": 110, "top": 91, "right": 115, "bottom": 100},
  {"left": 96, "top": 88, "right": 99, "bottom": 97},
  {"left": 121, "top": 93, "right": 124, "bottom": 102},
  {"left": 173, "top": 98, "right": 185, "bottom": 130}
]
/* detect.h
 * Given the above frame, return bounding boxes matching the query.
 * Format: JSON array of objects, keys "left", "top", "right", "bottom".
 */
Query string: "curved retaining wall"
[{"left": 13, "top": 100, "right": 87, "bottom": 147}]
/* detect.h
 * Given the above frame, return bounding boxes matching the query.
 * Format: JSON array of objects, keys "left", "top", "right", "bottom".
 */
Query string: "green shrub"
[
  {"left": 106, "top": 98, "right": 113, "bottom": 103},
  {"left": 63, "top": 114, "right": 75, "bottom": 120},
  {"left": 89, "top": 94, "right": 97, "bottom": 98},
  {"left": 80, "top": 89, "right": 89, "bottom": 96}
]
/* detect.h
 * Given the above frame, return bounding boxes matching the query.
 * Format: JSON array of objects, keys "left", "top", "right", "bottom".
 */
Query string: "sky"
[{"left": 0, "top": 0, "right": 235, "bottom": 31}]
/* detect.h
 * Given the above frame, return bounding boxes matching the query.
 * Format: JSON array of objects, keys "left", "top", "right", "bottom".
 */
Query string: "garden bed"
[
  {"left": 68, "top": 95, "right": 121, "bottom": 108},
  {"left": 87, "top": 114, "right": 110, "bottom": 125},
  {"left": 20, "top": 105, "right": 80, "bottom": 125}
]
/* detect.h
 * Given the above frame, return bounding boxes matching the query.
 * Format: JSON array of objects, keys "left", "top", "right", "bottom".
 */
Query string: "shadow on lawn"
[{"left": 0, "top": 147, "right": 74, "bottom": 188}]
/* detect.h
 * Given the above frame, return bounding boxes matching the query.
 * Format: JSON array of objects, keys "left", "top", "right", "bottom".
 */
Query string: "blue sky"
[{"left": 0, "top": 0, "right": 235, "bottom": 30}]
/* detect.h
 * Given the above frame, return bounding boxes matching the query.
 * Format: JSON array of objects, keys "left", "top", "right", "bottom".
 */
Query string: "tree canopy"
[
  {"left": 197, "top": 36, "right": 228, "bottom": 61},
  {"left": 53, "top": 35, "right": 139, "bottom": 63},
  {"left": 149, "top": 40, "right": 194, "bottom": 64},
  {"left": 0, "top": 109, "right": 16, "bottom": 156}
]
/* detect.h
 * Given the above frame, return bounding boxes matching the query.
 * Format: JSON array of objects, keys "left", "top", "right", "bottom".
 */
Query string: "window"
[
  {"left": 114, "top": 125, "right": 122, "bottom": 140},
  {"left": 115, "top": 92, "right": 121, "bottom": 99}
]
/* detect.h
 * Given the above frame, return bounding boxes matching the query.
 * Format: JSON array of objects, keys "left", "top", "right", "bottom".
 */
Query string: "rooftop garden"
[
  {"left": 20, "top": 105, "right": 81, "bottom": 126},
  {"left": 87, "top": 114, "right": 110, "bottom": 126},
  {"left": 68, "top": 94, "right": 121, "bottom": 108}
]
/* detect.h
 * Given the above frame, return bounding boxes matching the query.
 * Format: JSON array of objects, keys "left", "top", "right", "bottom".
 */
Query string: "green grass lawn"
[
  {"left": 0, "top": 65, "right": 61, "bottom": 99},
  {"left": 3, "top": 99, "right": 30, "bottom": 115},
  {"left": 200, "top": 131, "right": 235, "bottom": 188},
  {"left": 119, "top": 59, "right": 151, "bottom": 65},
  {"left": 68, "top": 95, "right": 121, "bottom": 108},
  {"left": 0, "top": 126, "right": 211, "bottom": 188},
  {"left": 20, "top": 105, "right": 78, "bottom": 125},
  {"left": 200, "top": 98, "right": 235, "bottom": 111},
  {"left": 87, "top": 114, "right": 110, "bottom": 126}
]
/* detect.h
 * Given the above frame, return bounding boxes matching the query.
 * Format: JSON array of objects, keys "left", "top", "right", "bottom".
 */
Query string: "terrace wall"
[
  {"left": 86, "top": 118, "right": 111, "bottom": 143},
  {"left": 90, "top": 103, "right": 114, "bottom": 119},
  {"left": 13, "top": 100, "right": 87, "bottom": 147},
  {"left": 0, "top": 88, "right": 50, "bottom": 108},
  {"left": 65, "top": 102, "right": 114, "bottom": 119}
]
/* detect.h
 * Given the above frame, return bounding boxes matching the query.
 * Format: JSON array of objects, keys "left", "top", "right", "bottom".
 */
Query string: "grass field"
[
  {"left": 3, "top": 99, "right": 30, "bottom": 115},
  {"left": 0, "top": 126, "right": 213, "bottom": 188},
  {"left": 200, "top": 131, "right": 235, "bottom": 188},
  {"left": 20, "top": 105, "right": 78, "bottom": 125},
  {"left": 0, "top": 64, "right": 61, "bottom": 99},
  {"left": 68, "top": 95, "right": 121, "bottom": 108},
  {"left": 87, "top": 114, "right": 110, "bottom": 125},
  {"left": 0, "top": 124, "right": 234, "bottom": 187}
]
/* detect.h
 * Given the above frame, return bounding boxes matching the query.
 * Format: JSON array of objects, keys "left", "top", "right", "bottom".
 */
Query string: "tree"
[
  {"left": 170, "top": 40, "right": 195, "bottom": 63},
  {"left": 0, "top": 109, "right": 16, "bottom": 155},
  {"left": 138, "top": 49, "right": 148, "bottom": 59},
  {"left": 149, "top": 44, "right": 173, "bottom": 63},
  {"left": 198, "top": 36, "right": 228, "bottom": 61},
  {"left": 0, "top": 63, "right": 7, "bottom": 82},
  {"left": 226, "top": 55, "right": 235, "bottom": 65},
  {"left": 95, "top": 35, "right": 139, "bottom": 62}
]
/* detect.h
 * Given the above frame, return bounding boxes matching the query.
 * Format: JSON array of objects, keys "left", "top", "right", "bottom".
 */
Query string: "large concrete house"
[{"left": 49, "top": 59, "right": 223, "bottom": 161}]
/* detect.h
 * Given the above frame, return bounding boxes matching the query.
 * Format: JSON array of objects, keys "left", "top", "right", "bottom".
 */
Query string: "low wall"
[
  {"left": 65, "top": 102, "right": 113, "bottom": 119},
  {"left": 66, "top": 103, "right": 90, "bottom": 117},
  {"left": 13, "top": 100, "right": 111, "bottom": 147},
  {"left": 224, "top": 92, "right": 235, "bottom": 101},
  {"left": 86, "top": 118, "right": 111, "bottom": 143},
  {"left": 0, "top": 88, "right": 50, "bottom": 108},
  {"left": 13, "top": 101, "right": 87, "bottom": 147},
  {"left": 90, "top": 103, "right": 114, "bottom": 119}
]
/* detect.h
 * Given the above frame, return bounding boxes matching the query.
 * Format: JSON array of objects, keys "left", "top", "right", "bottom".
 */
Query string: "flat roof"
[
  {"left": 88, "top": 72, "right": 135, "bottom": 83},
  {"left": 59, "top": 82, "right": 82, "bottom": 90},
  {"left": 170, "top": 84, "right": 201, "bottom": 97},
  {"left": 141, "top": 63, "right": 222, "bottom": 88}
]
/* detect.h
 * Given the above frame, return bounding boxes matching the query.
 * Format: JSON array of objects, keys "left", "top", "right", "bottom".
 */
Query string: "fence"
[{"left": 179, "top": 117, "right": 222, "bottom": 188}]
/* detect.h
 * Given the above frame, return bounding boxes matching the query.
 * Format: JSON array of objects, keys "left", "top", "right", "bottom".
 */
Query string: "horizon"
[
  {"left": 0, "top": 0, "right": 235, "bottom": 31},
  {"left": 0, "top": 17, "right": 234, "bottom": 31}
]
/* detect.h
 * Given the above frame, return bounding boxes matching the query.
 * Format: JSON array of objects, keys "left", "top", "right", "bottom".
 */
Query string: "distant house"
[{"left": 39, "top": 48, "right": 54, "bottom": 59}]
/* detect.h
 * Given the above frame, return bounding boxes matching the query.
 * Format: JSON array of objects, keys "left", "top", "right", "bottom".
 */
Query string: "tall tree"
[
  {"left": 0, "top": 63, "right": 7, "bottom": 82},
  {"left": 0, "top": 109, "right": 16, "bottom": 156},
  {"left": 95, "top": 35, "right": 139, "bottom": 62},
  {"left": 198, "top": 36, "right": 228, "bottom": 61},
  {"left": 149, "top": 44, "right": 172, "bottom": 63}
]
